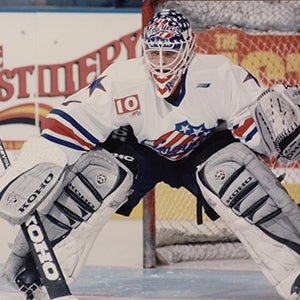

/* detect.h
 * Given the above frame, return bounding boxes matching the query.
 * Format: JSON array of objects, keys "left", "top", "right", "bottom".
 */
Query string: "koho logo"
[
  {"left": 18, "top": 173, "right": 54, "bottom": 213},
  {"left": 25, "top": 214, "right": 60, "bottom": 281}
]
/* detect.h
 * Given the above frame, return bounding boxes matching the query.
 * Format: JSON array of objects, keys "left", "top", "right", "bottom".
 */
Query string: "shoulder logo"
[
  {"left": 196, "top": 83, "right": 211, "bottom": 88},
  {"left": 89, "top": 75, "right": 107, "bottom": 96},
  {"left": 114, "top": 94, "right": 141, "bottom": 115},
  {"left": 243, "top": 71, "right": 261, "bottom": 87}
]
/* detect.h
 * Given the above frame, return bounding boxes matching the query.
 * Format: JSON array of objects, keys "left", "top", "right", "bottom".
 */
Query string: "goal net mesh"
[{"left": 148, "top": 0, "right": 300, "bottom": 265}]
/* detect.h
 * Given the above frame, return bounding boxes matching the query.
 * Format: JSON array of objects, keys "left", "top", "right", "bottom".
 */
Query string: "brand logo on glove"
[
  {"left": 18, "top": 173, "right": 54, "bottom": 213},
  {"left": 95, "top": 173, "right": 107, "bottom": 185},
  {"left": 7, "top": 194, "right": 18, "bottom": 204},
  {"left": 215, "top": 170, "right": 226, "bottom": 181}
]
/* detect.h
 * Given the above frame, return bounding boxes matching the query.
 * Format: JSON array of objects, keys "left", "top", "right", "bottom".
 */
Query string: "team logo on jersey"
[
  {"left": 243, "top": 71, "right": 261, "bottom": 87},
  {"left": 114, "top": 94, "right": 141, "bottom": 116},
  {"left": 89, "top": 75, "right": 107, "bottom": 96},
  {"left": 142, "top": 121, "right": 214, "bottom": 160}
]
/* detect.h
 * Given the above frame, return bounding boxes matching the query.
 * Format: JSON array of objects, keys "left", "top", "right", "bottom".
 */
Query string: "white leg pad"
[
  {"left": 196, "top": 142, "right": 300, "bottom": 300},
  {"left": 3, "top": 147, "right": 134, "bottom": 295},
  {"left": 49, "top": 148, "right": 135, "bottom": 285}
]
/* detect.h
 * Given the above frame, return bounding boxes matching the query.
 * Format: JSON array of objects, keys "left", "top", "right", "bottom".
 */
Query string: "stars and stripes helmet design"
[{"left": 143, "top": 9, "right": 196, "bottom": 98}]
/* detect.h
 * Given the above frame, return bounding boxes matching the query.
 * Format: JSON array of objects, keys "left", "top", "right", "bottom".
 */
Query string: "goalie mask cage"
[{"left": 142, "top": 0, "right": 300, "bottom": 268}]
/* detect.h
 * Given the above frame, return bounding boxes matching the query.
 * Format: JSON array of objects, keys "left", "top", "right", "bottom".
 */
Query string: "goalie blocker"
[{"left": 196, "top": 142, "right": 300, "bottom": 300}]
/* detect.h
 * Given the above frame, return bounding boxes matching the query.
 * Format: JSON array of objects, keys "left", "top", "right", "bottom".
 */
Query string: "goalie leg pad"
[
  {"left": 42, "top": 147, "right": 130, "bottom": 239},
  {"left": 197, "top": 142, "right": 300, "bottom": 250},
  {"left": 41, "top": 146, "right": 135, "bottom": 278},
  {"left": 3, "top": 147, "right": 135, "bottom": 296},
  {"left": 196, "top": 142, "right": 300, "bottom": 299}
]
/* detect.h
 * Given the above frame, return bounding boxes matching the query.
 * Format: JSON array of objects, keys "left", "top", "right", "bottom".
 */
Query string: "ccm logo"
[
  {"left": 114, "top": 94, "right": 140, "bottom": 115},
  {"left": 25, "top": 214, "right": 60, "bottom": 281}
]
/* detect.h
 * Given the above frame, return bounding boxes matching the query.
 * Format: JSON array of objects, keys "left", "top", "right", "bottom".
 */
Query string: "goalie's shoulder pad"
[{"left": 0, "top": 137, "right": 68, "bottom": 224}]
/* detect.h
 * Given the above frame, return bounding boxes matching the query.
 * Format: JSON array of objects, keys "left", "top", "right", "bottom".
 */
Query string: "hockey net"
[{"left": 142, "top": 0, "right": 300, "bottom": 266}]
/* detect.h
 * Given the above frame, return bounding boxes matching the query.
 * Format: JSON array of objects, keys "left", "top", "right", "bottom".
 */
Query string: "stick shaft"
[{"left": 0, "top": 139, "right": 11, "bottom": 169}]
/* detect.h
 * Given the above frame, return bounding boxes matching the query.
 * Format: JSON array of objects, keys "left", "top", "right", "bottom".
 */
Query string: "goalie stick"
[{"left": 0, "top": 139, "right": 78, "bottom": 300}]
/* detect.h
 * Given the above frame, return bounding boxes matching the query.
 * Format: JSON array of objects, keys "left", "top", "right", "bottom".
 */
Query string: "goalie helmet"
[{"left": 142, "top": 9, "right": 196, "bottom": 98}]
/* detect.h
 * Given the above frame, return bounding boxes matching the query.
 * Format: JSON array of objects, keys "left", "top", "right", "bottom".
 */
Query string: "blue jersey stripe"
[
  {"left": 245, "top": 127, "right": 258, "bottom": 142},
  {"left": 50, "top": 109, "right": 99, "bottom": 144}
]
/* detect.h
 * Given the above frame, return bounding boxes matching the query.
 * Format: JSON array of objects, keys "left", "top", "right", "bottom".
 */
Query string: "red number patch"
[{"left": 114, "top": 94, "right": 141, "bottom": 115}]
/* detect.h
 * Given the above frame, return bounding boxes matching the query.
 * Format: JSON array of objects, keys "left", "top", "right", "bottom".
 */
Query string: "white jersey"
[{"left": 41, "top": 54, "right": 265, "bottom": 162}]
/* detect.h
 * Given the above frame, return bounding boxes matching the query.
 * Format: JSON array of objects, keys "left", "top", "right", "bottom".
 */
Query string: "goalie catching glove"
[{"left": 254, "top": 84, "right": 300, "bottom": 164}]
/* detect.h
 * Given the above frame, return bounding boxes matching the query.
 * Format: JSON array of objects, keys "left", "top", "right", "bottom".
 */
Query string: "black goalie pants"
[{"left": 99, "top": 126, "right": 237, "bottom": 222}]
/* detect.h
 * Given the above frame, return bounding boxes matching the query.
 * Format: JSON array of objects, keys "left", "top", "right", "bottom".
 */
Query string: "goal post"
[
  {"left": 141, "top": 0, "right": 160, "bottom": 269},
  {"left": 142, "top": 0, "right": 300, "bottom": 268}
]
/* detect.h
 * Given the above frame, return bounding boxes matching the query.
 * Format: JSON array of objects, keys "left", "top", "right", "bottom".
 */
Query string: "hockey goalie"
[{"left": 1, "top": 8, "right": 300, "bottom": 300}]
